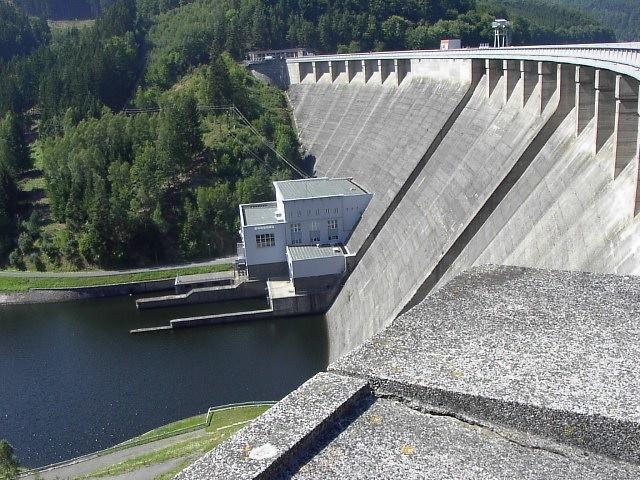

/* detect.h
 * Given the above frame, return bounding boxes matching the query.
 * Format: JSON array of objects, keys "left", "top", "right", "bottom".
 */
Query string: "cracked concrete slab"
[
  {"left": 291, "top": 398, "right": 640, "bottom": 479},
  {"left": 331, "top": 265, "right": 640, "bottom": 463}
]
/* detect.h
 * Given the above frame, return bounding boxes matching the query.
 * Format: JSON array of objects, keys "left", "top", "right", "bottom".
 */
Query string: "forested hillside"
[
  {"left": 0, "top": 0, "right": 616, "bottom": 270},
  {"left": 551, "top": 0, "right": 639, "bottom": 41},
  {"left": 14, "top": 0, "right": 110, "bottom": 19}
]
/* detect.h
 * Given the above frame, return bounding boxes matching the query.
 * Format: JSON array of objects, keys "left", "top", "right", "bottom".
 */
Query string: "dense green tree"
[
  {"left": 0, "top": 2, "right": 51, "bottom": 61},
  {"left": 0, "top": 440, "right": 19, "bottom": 480},
  {"left": 0, "top": 112, "right": 29, "bottom": 177},
  {"left": 0, "top": 0, "right": 617, "bottom": 268},
  {"left": 0, "top": 165, "right": 17, "bottom": 260}
]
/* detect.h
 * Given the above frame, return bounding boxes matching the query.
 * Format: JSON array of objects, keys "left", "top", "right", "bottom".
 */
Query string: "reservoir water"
[{"left": 0, "top": 295, "right": 328, "bottom": 468}]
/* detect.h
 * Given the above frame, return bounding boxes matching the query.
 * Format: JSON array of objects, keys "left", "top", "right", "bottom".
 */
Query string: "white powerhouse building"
[{"left": 238, "top": 178, "right": 372, "bottom": 285}]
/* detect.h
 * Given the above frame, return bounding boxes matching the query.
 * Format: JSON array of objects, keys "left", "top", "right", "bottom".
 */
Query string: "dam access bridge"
[{"left": 177, "top": 44, "right": 640, "bottom": 479}]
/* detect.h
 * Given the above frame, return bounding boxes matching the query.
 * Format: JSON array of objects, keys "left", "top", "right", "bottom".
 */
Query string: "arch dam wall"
[{"left": 285, "top": 44, "right": 640, "bottom": 362}]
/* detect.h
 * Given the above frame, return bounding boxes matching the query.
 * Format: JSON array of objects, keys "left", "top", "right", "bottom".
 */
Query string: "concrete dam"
[{"left": 285, "top": 45, "right": 640, "bottom": 361}]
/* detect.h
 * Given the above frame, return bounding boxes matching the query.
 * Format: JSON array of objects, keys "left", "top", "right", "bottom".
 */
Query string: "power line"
[{"left": 121, "top": 104, "right": 308, "bottom": 179}]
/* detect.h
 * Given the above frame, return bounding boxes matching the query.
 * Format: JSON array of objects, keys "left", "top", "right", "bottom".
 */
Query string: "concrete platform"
[{"left": 175, "top": 266, "right": 640, "bottom": 478}]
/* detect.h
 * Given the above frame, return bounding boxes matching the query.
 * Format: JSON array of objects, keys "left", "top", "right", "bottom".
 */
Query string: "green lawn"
[
  {"left": 0, "top": 264, "right": 232, "bottom": 292},
  {"left": 80, "top": 434, "right": 227, "bottom": 479},
  {"left": 80, "top": 404, "right": 272, "bottom": 479}
]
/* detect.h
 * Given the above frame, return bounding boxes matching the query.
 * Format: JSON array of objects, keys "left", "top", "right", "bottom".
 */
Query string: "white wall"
[
  {"left": 289, "top": 254, "right": 346, "bottom": 278},
  {"left": 242, "top": 223, "right": 287, "bottom": 266},
  {"left": 282, "top": 194, "right": 372, "bottom": 245}
]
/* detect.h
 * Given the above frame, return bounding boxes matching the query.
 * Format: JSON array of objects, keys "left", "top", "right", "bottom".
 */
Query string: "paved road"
[
  {"left": 101, "top": 458, "right": 186, "bottom": 480},
  {"left": 20, "top": 430, "right": 206, "bottom": 480},
  {"left": 0, "top": 256, "right": 235, "bottom": 279}
]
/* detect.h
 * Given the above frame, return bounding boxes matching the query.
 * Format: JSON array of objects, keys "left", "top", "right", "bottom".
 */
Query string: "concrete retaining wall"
[{"left": 136, "top": 280, "right": 267, "bottom": 309}]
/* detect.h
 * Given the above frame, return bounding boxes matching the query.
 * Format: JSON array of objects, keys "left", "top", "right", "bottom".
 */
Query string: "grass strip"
[
  {"left": 79, "top": 433, "right": 227, "bottom": 478},
  {"left": 79, "top": 404, "right": 271, "bottom": 478},
  {"left": 0, "top": 264, "right": 232, "bottom": 292},
  {"left": 153, "top": 458, "right": 196, "bottom": 480}
]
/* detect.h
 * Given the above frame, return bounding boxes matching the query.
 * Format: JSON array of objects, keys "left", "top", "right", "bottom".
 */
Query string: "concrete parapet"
[
  {"left": 175, "top": 267, "right": 640, "bottom": 478},
  {"left": 594, "top": 69, "right": 616, "bottom": 154},
  {"left": 613, "top": 75, "right": 639, "bottom": 177},
  {"left": 575, "top": 66, "right": 596, "bottom": 135},
  {"left": 520, "top": 60, "right": 538, "bottom": 107}
]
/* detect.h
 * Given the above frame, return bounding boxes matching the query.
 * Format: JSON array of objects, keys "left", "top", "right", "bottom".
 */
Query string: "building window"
[
  {"left": 291, "top": 223, "right": 301, "bottom": 233},
  {"left": 310, "top": 222, "right": 320, "bottom": 242},
  {"left": 292, "top": 238, "right": 303, "bottom": 245},
  {"left": 297, "top": 210, "right": 302, "bottom": 217},
  {"left": 256, "top": 233, "right": 275, "bottom": 248},
  {"left": 334, "top": 208, "right": 339, "bottom": 214},
  {"left": 325, "top": 208, "right": 330, "bottom": 214},
  {"left": 328, "top": 219, "right": 339, "bottom": 241}
]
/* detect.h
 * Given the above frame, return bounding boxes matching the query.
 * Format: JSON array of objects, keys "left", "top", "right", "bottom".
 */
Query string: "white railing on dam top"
[{"left": 287, "top": 42, "right": 640, "bottom": 81}]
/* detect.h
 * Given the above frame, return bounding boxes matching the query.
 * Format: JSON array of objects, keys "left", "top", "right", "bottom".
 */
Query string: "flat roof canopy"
[
  {"left": 242, "top": 202, "right": 278, "bottom": 226},
  {"left": 275, "top": 178, "right": 368, "bottom": 201},
  {"left": 288, "top": 245, "right": 344, "bottom": 261}
]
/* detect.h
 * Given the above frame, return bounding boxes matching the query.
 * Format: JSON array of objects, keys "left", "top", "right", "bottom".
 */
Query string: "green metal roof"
[
  {"left": 242, "top": 203, "right": 278, "bottom": 226},
  {"left": 288, "top": 245, "right": 344, "bottom": 261},
  {"left": 275, "top": 178, "right": 367, "bottom": 201}
]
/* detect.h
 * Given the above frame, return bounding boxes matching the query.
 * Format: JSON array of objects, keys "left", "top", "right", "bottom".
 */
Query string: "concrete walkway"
[
  {"left": 0, "top": 256, "right": 235, "bottom": 278},
  {"left": 21, "top": 430, "right": 205, "bottom": 480}
]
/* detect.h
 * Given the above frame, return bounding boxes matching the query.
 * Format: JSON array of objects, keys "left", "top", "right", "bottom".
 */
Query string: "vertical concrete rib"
[
  {"left": 539, "top": 62, "right": 557, "bottom": 113},
  {"left": 363, "top": 60, "right": 373, "bottom": 83},
  {"left": 613, "top": 75, "right": 639, "bottom": 177},
  {"left": 503, "top": 60, "right": 520, "bottom": 103},
  {"left": 594, "top": 69, "right": 616, "bottom": 154},
  {"left": 575, "top": 66, "right": 596, "bottom": 136},
  {"left": 346, "top": 61, "right": 354, "bottom": 83},
  {"left": 521, "top": 61, "right": 538, "bottom": 107},
  {"left": 405, "top": 63, "right": 577, "bottom": 309},
  {"left": 486, "top": 59, "right": 503, "bottom": 99},
  {"left": 350, "top": 59, "right": 485, "bottom": 267}
]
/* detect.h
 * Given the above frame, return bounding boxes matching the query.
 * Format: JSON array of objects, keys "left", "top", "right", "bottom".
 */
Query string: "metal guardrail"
[{"left": 205, "top": 401, "right": 277, "bottom": 426}]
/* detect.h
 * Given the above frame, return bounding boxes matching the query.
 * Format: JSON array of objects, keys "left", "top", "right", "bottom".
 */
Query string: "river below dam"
[{"left": 0, "top": 294, "right": 328, "bottom": 468}]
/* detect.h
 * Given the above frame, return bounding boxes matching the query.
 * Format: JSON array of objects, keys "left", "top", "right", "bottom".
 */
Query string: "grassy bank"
[
  {"left": 80, "top": 404, "right": 272, "bottom": 479},
  {"left": 0, "top": 264, "right": 232, "bottom": 292}
]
